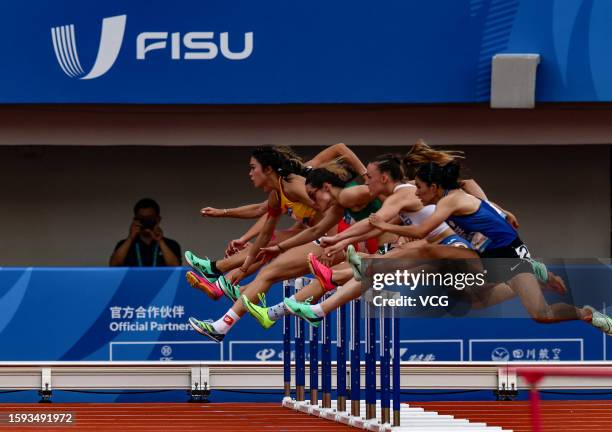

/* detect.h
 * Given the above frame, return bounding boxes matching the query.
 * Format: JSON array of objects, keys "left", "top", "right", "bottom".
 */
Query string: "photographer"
[{"left": 109, "top": 198, "right": 181, "bottom": 267}]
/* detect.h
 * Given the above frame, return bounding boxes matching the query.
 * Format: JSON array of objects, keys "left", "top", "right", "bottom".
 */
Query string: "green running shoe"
[
  {"left": 217, "top": 275, "right": 241, "bottom": 302},
  {"left": 241, "top": 294, "right": 276, "bottom": 330},
  {"left": 346, "top": 244, "right": 363, "bottom": 281},
  {"left": 585, "top": 305, "right": 612, "bottom": 335},
  {"left": 188, "top": 317, "right": 225, "bottom": 343},
  {"left": 184, "top": 251, "right": 220, "bottom": 283},
  {"left": 284, "top": 297, "right": 323, "bottom": 328}
]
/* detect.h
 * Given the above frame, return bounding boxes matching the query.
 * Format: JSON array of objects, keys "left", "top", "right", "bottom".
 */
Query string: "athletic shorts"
[{"left": 479, "top": 237, "right": 533, "bottom": 283}]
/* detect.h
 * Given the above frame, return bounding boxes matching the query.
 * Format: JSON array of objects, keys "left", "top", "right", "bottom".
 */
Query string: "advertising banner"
[
  {"left": 3, "top": 0, "right": 612, "bottom": 103},
  {"left": 0, "top": 266, "right": 609, "bottom": 363}
]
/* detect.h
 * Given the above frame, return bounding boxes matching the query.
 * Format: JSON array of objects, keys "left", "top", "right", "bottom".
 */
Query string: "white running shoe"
[
  {"left": 346, "top": 244, "right": 363, "bottom": 281},
  {"left": 585, "top": 305, "right": 612, "bottom": 335}
]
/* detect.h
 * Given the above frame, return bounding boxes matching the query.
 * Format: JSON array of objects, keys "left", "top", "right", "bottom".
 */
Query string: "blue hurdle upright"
[{"left": 282, "top": 278, "right": 402, "bottom": 430}]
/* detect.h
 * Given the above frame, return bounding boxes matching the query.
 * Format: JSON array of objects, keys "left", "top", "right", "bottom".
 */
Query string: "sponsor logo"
[
  {"left": 255, "top": 348, "right": 276, "bottom": 361},
  {"left": 491, "top": 347, "right": 510, "bottom": 361}
]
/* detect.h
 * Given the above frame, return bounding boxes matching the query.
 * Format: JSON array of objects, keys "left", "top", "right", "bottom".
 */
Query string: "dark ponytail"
[
  {"left": 306, "top": 159, "right": 353, "bottom": 188},
  {"left": 372, "top": 153, "right": 405, "bottom": 181},
  {"left": 416, "top": 162, "right": 461, "bottom": 190},
  {"left": 251, "top": 146, "right": 307, "bottom": 179}
]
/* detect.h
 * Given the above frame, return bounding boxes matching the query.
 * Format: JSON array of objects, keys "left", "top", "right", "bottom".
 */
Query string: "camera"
[{"left": 138, "top": 218, "right": 157, "bottom": 230}]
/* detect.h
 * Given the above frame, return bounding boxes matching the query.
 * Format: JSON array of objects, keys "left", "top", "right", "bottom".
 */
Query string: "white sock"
[
  {"left": 311, "top": 304, "right": 325, "bottom": 318},
  {"left": 212, "top": 309, "right": 241, "bottom": 334}
]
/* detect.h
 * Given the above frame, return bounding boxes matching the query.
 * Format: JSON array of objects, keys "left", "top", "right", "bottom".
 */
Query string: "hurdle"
[
  {"left": 515, "top": 366, "right": 612, "bottom": 432},
  {"left": 281, "top": 277, "right": 402, "bottom": 431},
  {"left": 281, "top": 277, "right": 515, "bottom": 432}
]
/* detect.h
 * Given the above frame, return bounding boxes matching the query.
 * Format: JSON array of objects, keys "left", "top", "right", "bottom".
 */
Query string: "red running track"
[
  {"left": 412, "top": 400, "right": 612, "bottom": 432},
  {"left": 0, "top": 403, "right": 354, "bottom": 431},
  {"left": 1, "top": 401, "right": 611, "bottom": 431}
]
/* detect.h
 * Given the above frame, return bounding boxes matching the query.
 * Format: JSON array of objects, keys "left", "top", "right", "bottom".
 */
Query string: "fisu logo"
[
  {"left": 51, "top": 15, "right": 126, "bottom": 80},
  {"left": 51, "top": 14, "right": 254, "bottom": 80}
]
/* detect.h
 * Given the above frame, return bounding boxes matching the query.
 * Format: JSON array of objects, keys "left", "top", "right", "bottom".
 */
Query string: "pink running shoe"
[
  {"left": 186, "top": 270, "right": 223, "bottom": 300},
  {"left": 307, "top": 253, "right": 337, "bottom": 293}
]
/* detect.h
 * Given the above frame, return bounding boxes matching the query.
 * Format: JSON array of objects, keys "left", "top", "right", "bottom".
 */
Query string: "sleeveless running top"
[
  {"left": 278, "top": 177, "right": 317, "bottom": 224},
  {"left": 343, "top": 180, "right": 383, "bottom": 222},
  {"left": 446, "top": 199, "right": 517, "bottom": 251},
  {"left": 394, "top": 184, "right": 449, "bottom": 241}
]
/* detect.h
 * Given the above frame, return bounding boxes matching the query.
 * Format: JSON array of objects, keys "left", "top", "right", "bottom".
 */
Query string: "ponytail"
[
  {"left": 252, "top": 146, "right": 307, "bottom": 178},
  {"left": 416, "top": 162, "right": 461, "bottom": 190},
  {"left": 403, "top": 139, "right": 464, "bottom": 179},
  {"left": 306, "top": 159, "right": 353, "bottom": 188},
  {"left": 372, "top": 153, "right": 405, "bottom": 181}
]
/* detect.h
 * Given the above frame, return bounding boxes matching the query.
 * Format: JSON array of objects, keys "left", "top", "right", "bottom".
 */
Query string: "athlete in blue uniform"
[{"left": 368, "top": 162, "right": 612, "bottom": 334}]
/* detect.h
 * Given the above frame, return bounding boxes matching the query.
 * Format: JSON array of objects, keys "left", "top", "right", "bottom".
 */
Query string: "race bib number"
[
  {"left": 470, "top": 232, "right": 492, "bottom": 253},
  {"left": 514, "top": 243, "right": 531, "bottom": 259}
]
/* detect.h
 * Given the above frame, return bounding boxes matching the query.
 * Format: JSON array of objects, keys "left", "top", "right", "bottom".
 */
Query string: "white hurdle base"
[{"left": 283, "top": 397, "right": 513, "bottom": 431}]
